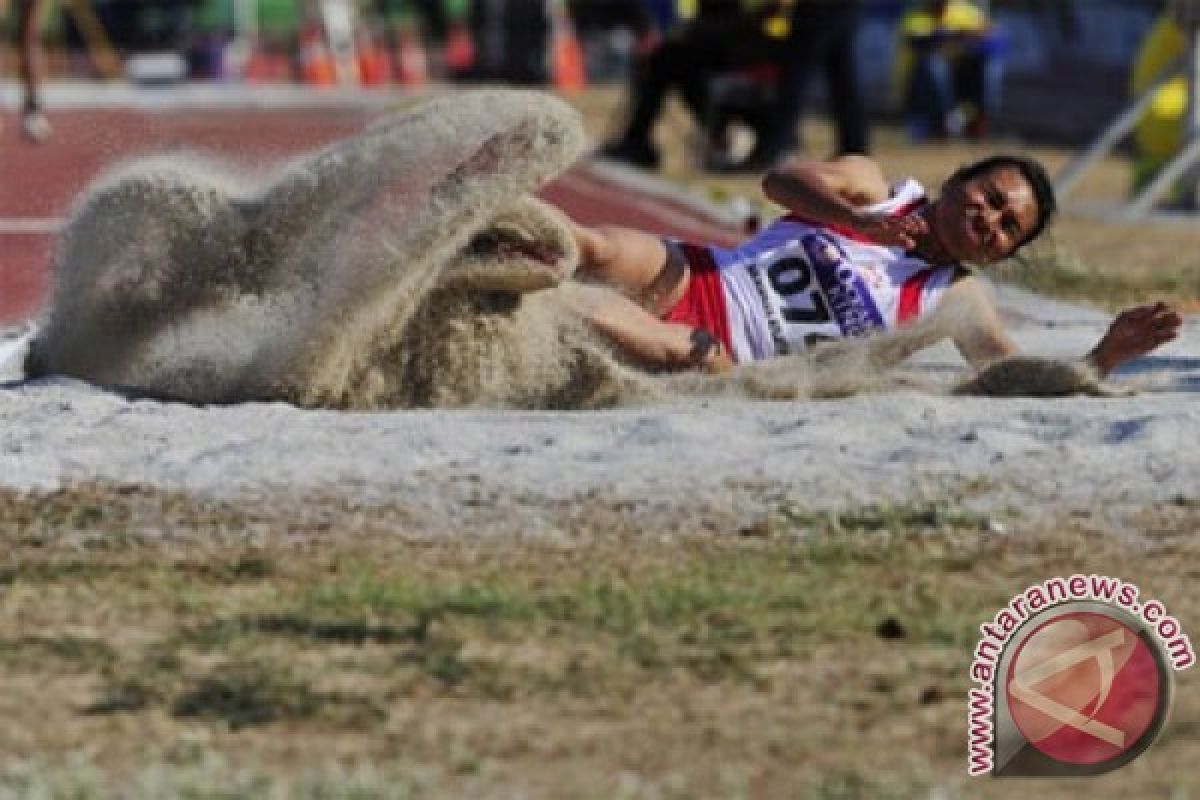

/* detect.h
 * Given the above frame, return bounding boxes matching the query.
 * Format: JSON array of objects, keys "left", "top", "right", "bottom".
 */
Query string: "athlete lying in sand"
[
  {"left": 17, "top": 91, "right": 1185, "bottom": 409},
  {"left": 564, "top": 153, "right": 1183, "bottom": 376}
]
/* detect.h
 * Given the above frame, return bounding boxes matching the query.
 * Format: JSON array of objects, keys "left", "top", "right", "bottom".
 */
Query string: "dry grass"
[
  {"left": 567, "top": 87, "right": 1200, "bottom": 312},
  {"left": 1, "top": 484, "right": 1198, "bottom": 798}
]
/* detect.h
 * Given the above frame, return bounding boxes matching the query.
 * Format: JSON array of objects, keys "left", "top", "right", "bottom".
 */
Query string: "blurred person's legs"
[
  {"left": 603, "top": 17, "right": 746, "bottom": 169},
  {"left": 738, "top": 1, "right": 866, "bottom": 169},
  {"left": 464, "top": 0, "right": 550, "bottom": 84},
  {"left": 14, "top": 0, "right": 51, "bottom": 142},
  {"left": 905, "top": 50, "right": 954, "bottom": 140},
  {"left": 822, "top": 22, "right": 868, "bottom": 156},
  {"left": 952, "top": 45, "right": 1003, "bottom": 138}
]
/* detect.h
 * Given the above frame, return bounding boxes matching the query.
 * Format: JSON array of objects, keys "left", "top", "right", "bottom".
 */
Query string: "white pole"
[
  {"left": 320, "top": 0, "right": 360, "bottom": 85},
  {"left": 234, "top": 0, "right": 259, "bottom": 41},
  {"left": 226, "top": 0, "right": 259, "bottom": 79}
]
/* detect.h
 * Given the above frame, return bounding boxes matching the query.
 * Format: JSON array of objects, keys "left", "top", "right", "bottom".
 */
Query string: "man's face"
[{"left": 933, "top": 166, "right": 1041, "bottom": 264}]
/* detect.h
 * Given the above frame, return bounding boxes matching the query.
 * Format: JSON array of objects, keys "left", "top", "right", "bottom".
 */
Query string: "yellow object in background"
[
  {"left": 892, "top": 0, "right": 990, "bottom": 108},
  {"left": 1132, "top": 14, "right": 1188, "bottom": 185},
  {"left": 901, "top": 0, "right": 987, "bottom": 38},
  {"left": 675, "top": 0, "right": 789, "bottom": 37}
]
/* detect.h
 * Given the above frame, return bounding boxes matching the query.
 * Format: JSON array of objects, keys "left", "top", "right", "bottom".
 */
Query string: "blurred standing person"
[
  {"left": 462, "top": 0, "right": 551, "bottom": 84},
  {"left": 723, "top": 0, "right": 869, "bottom": 171},
  {"left": 8, "top": 0, "right": 50, "bottom": 142},
  {"left": 601, "top": 0, "right": 791, "bottom": 169},
  {"left": 897, "top": 0, "right": 1002, "bottom": 141}
]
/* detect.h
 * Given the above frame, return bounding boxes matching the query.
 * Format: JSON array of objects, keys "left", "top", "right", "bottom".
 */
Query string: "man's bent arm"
[{"left": 762, "top": 155, "right": 891, "bottom": 227}]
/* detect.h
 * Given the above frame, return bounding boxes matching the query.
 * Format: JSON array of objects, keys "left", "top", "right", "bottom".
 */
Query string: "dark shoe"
[{"left": 598, "top": 138, "right": 660, "bottom": 170}]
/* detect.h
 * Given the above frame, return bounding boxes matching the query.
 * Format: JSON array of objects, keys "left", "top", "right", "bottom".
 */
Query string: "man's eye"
[{"left": 988, "top": 190, "right": 1006, "bottom": 209}]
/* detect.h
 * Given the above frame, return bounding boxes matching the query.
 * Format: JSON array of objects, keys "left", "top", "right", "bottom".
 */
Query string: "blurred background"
[
  {"left": 0, "top": 1, "right": 1174, "bottom": 141},
  {"left": 1, "top": 0, "right": 1198, "bottom": 322}
]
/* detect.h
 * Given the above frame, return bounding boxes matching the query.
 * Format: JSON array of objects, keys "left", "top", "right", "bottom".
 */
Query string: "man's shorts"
[{"left": 662, "top": 241, "right": 735, "bottom": 360}]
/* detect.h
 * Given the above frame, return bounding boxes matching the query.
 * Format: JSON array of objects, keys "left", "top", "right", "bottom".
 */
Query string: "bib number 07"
[{"left": 767, "top": 257, "right": 832, "bottom": 324}]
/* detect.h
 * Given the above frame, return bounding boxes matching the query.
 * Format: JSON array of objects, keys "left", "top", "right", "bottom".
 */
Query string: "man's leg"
[
  {"left": 559, "top": 283, "right": 731, "bottom": 373},
  {"left": 250, "top": 91, "right": 583, "bottom": 295},
  {"left": 569, "top": 220, "right": 689, "bottom": 316}
]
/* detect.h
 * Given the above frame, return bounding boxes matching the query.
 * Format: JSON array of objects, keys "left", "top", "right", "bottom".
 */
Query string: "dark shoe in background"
[
  {"left": 598, "top": 138, "right": 661, "bottom": 170},
  {"left": 705, "top": 142, "right": 792, "bottom": 174}
]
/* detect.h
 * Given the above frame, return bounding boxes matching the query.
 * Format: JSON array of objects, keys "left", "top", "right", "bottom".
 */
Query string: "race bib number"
[{"left": 749, "top": 233, "right": 887, "bottom": 355}]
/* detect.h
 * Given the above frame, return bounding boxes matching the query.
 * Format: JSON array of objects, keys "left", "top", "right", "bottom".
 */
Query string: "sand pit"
[
  {"left": 2, "top": 282, "right": 1197, "bottom": 534},
  {"left": 1, "top": 89, "right": 1195, "bottom": 531}
]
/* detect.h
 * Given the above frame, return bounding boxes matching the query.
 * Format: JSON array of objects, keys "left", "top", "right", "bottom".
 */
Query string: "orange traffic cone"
[
  {"left": 393, "top": 23, "right": 428, "bottom": 86},
  {"left": 245, "top": 41, "right": 292, "bottom": 83},
  {"left": 357, "top": 31, "right": 393, "bottom": 86},
  {"left": 443, "top": 21, "right": 475, "bottom": 75},
  {"left": 299, "top": 24, "right": 336, "bottom": 86},
  {"left": 550, "top": 6, "right": 586, "bottom": 94}
]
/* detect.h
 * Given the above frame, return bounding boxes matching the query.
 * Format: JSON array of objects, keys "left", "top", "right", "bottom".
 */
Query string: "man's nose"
[{"left": 977, "top": 205, "right": 1000, "bottom": 236}]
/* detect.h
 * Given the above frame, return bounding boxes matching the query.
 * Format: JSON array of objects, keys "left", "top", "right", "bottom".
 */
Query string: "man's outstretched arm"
[{"left": 944, "top": 277, "right": 1182, "bottom": 377}]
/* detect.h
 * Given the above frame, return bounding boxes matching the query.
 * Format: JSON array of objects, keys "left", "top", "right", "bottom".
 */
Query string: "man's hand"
[
  {"left": 1087, "top": 302, "right": 1183, "bottom": 377},
  {"left": 850, "top": 211, "right": 929, "bottom": 250}
]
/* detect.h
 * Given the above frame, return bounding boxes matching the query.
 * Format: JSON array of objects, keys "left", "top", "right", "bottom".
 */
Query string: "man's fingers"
[
  {"left": 1149, "top": 330, "right": 1178, "bottom": 350},
  {"left": 1159, "top": 308, "right": 1183, "bottom": 326},
  {"left": 1120, "top": 306, "right": 1154, "bottom": 322},
  {"left": 1153, "top": 321, "right": 1182, "bottom": 338},
  {"left": 865, "top": 219, "right": 913, "bottom": 249},
  {"left": 1123, "top": 301, "right": 1167, "bottom": 318},
  {"left": 1147, "top": 308, "right": 1182, "bottom": 337},
  {"left": 1118, "top": 303, "right": 1182, "bottom": 331},
  {"left": 1136, "top": 301, "right": 1173, "bottom": 320}
]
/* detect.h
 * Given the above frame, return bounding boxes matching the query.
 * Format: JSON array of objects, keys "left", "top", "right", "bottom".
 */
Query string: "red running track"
[{"left": 0, "top": 109, "right": 738, "bottom": 324}]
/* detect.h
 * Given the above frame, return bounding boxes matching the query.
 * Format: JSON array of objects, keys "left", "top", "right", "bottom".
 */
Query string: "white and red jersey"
[{"left": 677, "top": 178, "right": 960, "bottom": 363}]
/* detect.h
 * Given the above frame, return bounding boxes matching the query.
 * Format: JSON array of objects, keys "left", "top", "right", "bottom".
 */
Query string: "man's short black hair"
[{"left": 945, "top": 154, "right": 1057, "bottom": 252}]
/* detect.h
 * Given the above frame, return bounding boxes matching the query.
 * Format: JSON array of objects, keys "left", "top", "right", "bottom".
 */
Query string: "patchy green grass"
[{"left": 0, "top": 484, "right": 1197, "bottom": 798}]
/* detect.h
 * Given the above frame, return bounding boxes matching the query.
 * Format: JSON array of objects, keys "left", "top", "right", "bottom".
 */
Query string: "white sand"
[{"left": 1, "top": 283, "right": 1197, "bottom": 533}]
